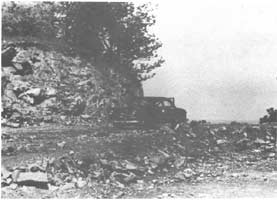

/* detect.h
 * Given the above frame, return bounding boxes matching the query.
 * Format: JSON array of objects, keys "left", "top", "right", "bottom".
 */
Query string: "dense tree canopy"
[{"left": 2, "top": 1, "right": 164, "bottom": 81}]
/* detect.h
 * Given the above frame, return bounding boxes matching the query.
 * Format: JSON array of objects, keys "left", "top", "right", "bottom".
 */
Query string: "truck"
[{"left": 109, "top": 96, "right": 187, "bottom": 128}]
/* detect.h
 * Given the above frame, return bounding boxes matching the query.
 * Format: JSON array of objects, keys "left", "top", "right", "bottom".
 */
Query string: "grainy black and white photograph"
[{"left": 1, "top": 0, "right": 277, "bottom": 198}]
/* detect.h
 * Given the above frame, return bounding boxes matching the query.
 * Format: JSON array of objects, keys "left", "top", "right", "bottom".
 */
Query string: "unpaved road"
[
  {"left": 2, "top": 167, "right": 277, "bottom": 198},
  {"left": 132, "top": 170, "right": 277, "bottom": 198},
  {"left": 2, "top": 125, "right": 277, "bottom": 198}
]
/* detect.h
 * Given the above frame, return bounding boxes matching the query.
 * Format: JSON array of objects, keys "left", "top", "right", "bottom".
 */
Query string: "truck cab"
[{"left": 110, "top": 96, "right": 187, "bottom": 128}]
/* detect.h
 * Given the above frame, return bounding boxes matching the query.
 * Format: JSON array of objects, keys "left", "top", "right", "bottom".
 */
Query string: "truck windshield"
[{"left": 163, "top": 100, "right": 173, "bottom": 107}]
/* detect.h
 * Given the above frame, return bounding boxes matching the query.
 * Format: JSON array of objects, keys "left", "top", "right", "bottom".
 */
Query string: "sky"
[{"left": 143, "top": 0, "right": 277, "bottom": 122}]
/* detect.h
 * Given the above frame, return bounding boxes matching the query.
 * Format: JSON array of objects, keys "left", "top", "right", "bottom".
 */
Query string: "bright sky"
[{"left": 143, "top": 0, "right": 277, "bottom": 122}]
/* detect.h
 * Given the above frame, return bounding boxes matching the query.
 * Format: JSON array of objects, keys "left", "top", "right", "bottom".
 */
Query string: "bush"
[{"left": 259, "top": 107, "right": 277, "bottom": 124}]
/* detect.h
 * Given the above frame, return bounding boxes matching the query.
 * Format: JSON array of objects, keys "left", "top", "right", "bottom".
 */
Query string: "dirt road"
[
  {"left": 2, "top": 124, "right": 277, "bottom": 198},
  {"left": 129, "top": 169, "right": 277, "bottom": 198}
]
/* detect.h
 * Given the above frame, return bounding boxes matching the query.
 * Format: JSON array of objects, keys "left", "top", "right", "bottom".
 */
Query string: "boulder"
[
  {"left": 19, "top": 88, "right": 42, "bottom": 98},
  {"left": 14, "top": 171, "right": 48, "bottom": 183},
  {"left": 216, "top": 139, "right": 228, "bottom": 145}
]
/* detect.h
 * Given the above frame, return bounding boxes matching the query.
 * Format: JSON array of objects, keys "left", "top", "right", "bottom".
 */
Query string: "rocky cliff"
[{"left": 1, "top": 39, "right": 143, "bottom": 128}]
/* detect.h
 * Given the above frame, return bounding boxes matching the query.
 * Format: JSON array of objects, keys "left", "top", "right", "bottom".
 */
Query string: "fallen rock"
[
  {"left": 112, "top": 191, "right": 125, "bottom": 198},
  {"left": 60, "top": 182, "right": 76, "bottom": 190},
  {"left": 45, "top": 87, "right": 56, "bottom": 96},
  {"left": 254, "top": 138, "right": 267, "bottom": 144},
  {"left": 109, "top": 160, "right": 123, "bottom": 170},
  {"left": 48, "top": 184, "right": 59, "bottom": 191},
  {"left": 1, "top": 165, "right": 12, "bottom": 180},
  {"left": 149, "top": 155, "right": 167, "bottom": 167},
  {"left": 10, "top": 183, "right": 18, "bottom": 190},
  {"left": 114, "top": 180, "right": 125, "bottom": 188},
  {"left": 2, "top": 177, "right": 13, "bottom": 186},
  {"left": 60, "top": 115, "right": 67, "bottom": 120},
  {"left": 174, "top": 171, "right": 186, "bottom": 180},
  {"left": 174, "top": 157, "right": 186, "bottom": 169},
  {"left": 57, "top": 141, "right": 66, "bottom": 149},
  {"left": 268, "top": 152, "right": 275, "bottom": 158},
  {"left": 14, "top": 171, "right": 48, "bottom": 183},
  {"left": 121, "top": 160, "right": 139, "bottom": 170},
  {"left": 19, "top": 88, "right": 42, "bottom": 98},
  {"left": 183, "top": 168, "right": 195, "bottom": 178},
  {"left": 123, "top": 172, "right": 137, "bottom": 183},
  {"left": 76, "top": 178, "right": 86, "bottom": 188},
  {"left": 216, "top": 139, "right": 228, "bottom": 145},
  {"left": 81, "top": 114, "right": 91, "bottom": 119}
]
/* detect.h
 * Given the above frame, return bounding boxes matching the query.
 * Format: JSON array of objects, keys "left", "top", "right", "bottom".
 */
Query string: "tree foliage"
[
  {"left": 259, "top": 107, "right": 277, "bottom": 124},
  {"left": 2, "top": 2, "right": 59, "bottom": 39},
  {"left": 2, "top": 2, "right": 164, "bottom": 81}
]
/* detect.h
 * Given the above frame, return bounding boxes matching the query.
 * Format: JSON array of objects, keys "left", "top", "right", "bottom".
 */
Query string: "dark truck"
[{"left": 109, "top": 96, "right": 187, "bottom": 128}]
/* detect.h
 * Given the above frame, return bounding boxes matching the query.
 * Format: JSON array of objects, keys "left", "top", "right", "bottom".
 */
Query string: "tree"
[
  {"left": 59, "top": 2, "right": 164, "bottom": 81},
  {"left": 259, "top": 107, "right": 277, "bottom": 124},
  {"left": 2, "top": 2, "right": 164, "bottom": 82}
]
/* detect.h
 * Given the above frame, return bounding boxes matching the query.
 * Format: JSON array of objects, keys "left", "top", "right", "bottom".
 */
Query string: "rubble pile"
[
  {"left": 1, "top": 40, "right": 143, "bottom": 128},
  {"left": 2, "top": 123, "right": 276, "bottom": 198}
]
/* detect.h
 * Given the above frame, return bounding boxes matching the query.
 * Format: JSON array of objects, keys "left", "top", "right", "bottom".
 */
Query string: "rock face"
[{"left": 1, "top": 40, "right": 143, "bottom": 127}]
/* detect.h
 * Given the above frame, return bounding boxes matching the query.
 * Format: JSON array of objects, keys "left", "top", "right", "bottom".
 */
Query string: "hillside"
[{"left": 1, "top": 39, "right": 143, "bottom": 128}]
